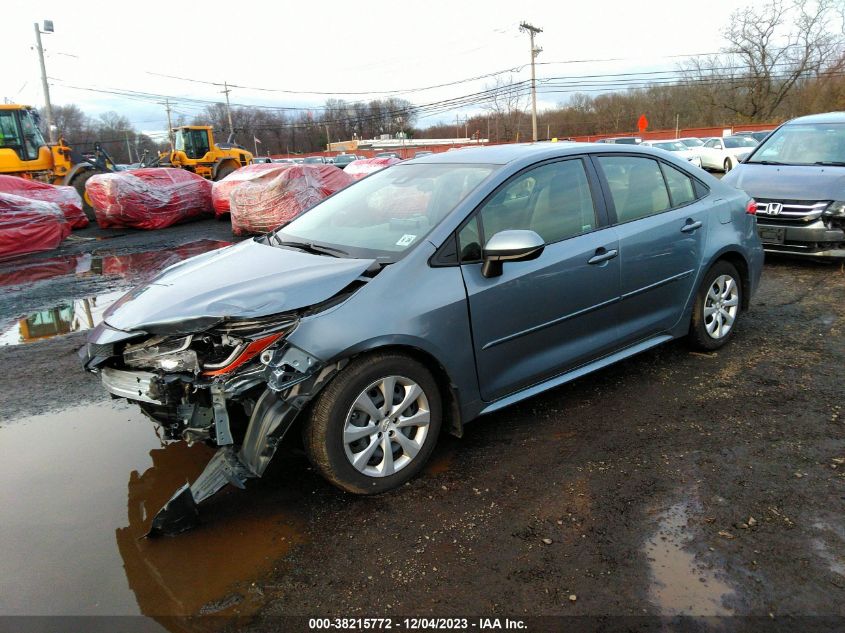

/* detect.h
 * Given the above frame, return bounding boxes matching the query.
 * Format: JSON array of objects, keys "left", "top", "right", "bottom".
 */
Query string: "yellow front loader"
[
  {"left": 0, "top": 104, "right": 117, "bottom": 218},
  {"left": 155, "top": 126, "right": 252, "bottom": 180}
]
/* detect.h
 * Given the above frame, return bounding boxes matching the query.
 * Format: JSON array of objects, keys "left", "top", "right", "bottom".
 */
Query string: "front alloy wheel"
[
  {"left": 304, "top": 353, "right": 442, "bottom": 494},
  {"left": 343, "top": 376, "right": 431, "bottom": 478},
  {"left": 689, "top": 261, "right": 743, "bottom": 351}
]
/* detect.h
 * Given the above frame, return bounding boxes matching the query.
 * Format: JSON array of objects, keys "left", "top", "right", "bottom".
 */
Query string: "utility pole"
[
  {"left": 124, "top": 130, "right": 133, "bottom": 163},
  {"left": 519, "top": 21, "right": 543, "bottom": 142},
  {"left": 455, "top": 114, "right": 459, "bottom": 142},
  {"left": 325, "top": 123, "right": 331, "bottom": 153},
  {"left": 164, "top": 99, "right": 174, "bottom": 148},
  {"left": 221, "top": 81, "right": 234, "bottom": 137},
  {"left": 33, "top": 21, "right": 55, "bottom": 143}
]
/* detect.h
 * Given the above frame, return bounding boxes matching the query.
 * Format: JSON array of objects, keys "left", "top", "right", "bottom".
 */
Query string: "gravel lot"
[{"left": 1, "top": 218, "right": 843, "bottom": 631}]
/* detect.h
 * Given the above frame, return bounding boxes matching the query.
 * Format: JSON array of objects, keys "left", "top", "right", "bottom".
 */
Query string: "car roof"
[
  {"left": 412, "top": 142, "right": 673, "bottom": 165},
  {"left": 786, "top": 111, "right": 845, "bottom": 125}
]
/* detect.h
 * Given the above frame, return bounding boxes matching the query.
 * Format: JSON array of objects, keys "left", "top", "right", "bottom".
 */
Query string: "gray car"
[
  {"left": 80, "top": 144, "right": 764, "bottom": 534},
  {"left": 722, "top": 112, "right": 845, "bottom": 258}
]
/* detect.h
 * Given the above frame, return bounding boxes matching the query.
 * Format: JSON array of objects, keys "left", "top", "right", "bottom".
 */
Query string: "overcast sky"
[{"left": 5, "top": 0, "right": 747, "bottom": 138}]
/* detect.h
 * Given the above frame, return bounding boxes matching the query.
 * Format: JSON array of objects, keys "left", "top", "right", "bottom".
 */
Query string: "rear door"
[
  {"left": 593, "top": 155, "right": 709, "bottom": 344},
  {"left": 459, "top": 157, "right": 622, "bottom": 402}
]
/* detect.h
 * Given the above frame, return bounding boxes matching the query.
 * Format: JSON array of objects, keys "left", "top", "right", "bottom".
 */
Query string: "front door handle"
[
  {"left": 681, "top": 220, "right": 703, "bottom": 233},
  {"left": 588, "top": 248, "right": 618, "bottom": 265}
]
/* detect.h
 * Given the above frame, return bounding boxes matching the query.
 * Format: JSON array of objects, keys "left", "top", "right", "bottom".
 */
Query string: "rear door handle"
[
  {"left": 588, "top": 248, "right": 618, "bottom": 265},
  {"left": 681, "top": 220, "right": 703, "bottom": 233}
]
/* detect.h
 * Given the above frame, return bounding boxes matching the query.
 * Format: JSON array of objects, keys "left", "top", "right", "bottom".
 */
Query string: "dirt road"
[{"left": 1, "top": 220, "right": 843, "bottom": 631}]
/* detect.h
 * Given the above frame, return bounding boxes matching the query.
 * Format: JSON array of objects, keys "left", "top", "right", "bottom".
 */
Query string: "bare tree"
[
  {"left": 685, "top": 0, "right": 844, "bottom": 121},
  {"left": 483, "top": 75, "right": 530, "bottom": 142}
]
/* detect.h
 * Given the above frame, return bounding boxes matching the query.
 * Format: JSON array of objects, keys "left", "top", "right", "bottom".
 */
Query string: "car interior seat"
[{"left": 620, "top": 161, "right": 669, "bottom": 222}]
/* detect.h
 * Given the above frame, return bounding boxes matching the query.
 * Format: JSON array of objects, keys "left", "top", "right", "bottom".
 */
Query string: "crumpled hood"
[
  {"left": 723, "top": 163, "right": 845, "bottom": 200},
  {"left": 104, "top": 239, "right": 374, "bottom": 332}
]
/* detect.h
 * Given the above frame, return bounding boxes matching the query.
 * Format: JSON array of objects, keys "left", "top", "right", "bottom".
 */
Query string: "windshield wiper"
[
  {"left": 275, "top": 239, "right": 349, "bottom": 257},
  {"left": 814, "top": 161, "right": 845, "bottom": 166},
  {"left": 749, "top": 160, "right": 790, "bottom": 165}
]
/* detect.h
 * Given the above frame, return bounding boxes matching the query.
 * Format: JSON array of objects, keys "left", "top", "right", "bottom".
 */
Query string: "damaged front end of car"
[
  {"left": 81, "top": 311, "right": 348, "bottom": 536},
  {"left": 79, "top": 238, "right": 380, "bottom": 534}
]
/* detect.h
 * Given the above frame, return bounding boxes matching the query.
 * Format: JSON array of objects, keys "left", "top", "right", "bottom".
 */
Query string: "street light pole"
[
  {"left": 519, "top": 21, "right": 543, "bottom": 142},
  {"left": 34, "top": 21, "right": 55, "bottom": 143}
]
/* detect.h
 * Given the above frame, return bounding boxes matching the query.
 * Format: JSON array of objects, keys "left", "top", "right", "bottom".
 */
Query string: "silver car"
[
  {"left": 722, "top": 112, "right": 845, "bottom": 258},
  {"left": 81, "top": 144, "right": 763, "bottom": 534}
]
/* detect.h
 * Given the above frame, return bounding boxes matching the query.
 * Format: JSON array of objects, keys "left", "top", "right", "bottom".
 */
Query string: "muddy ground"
[{"left": 1, "top": 218, "right": 843, "bottom": 632}]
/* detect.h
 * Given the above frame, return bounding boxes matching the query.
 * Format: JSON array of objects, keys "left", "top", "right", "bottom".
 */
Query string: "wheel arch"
[
  {"left": 706, "top": 248, "right": 751, "bottom": 310},
  {"left": 329, "top": 342, "right": 465, "bottom": 438},
  {"left": 62, "top": 162, "right": 93, "bottom": 186},
  {"left": 212, "top": 158, "right": 240, "bottom": 180}
]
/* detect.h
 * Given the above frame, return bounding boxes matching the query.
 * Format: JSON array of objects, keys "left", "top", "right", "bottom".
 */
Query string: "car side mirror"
[{"left": 481, "top": 230, "right": 545, "bottom": 278}]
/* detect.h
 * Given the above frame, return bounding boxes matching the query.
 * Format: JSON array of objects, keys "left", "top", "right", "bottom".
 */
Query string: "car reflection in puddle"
[
  {"left": 0, "top": 240, "right": 232, "bottom": 346},
  {"left": 0, "top": 401, "right": 306, "bottom": 626}
]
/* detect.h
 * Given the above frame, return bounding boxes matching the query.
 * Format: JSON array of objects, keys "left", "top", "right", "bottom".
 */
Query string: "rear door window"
[
  {"left": 660, "top": 162, "right": 697, "bottom": 207},
  {"left": 596, "top": 156, "right": 670, "bottom": 223}
]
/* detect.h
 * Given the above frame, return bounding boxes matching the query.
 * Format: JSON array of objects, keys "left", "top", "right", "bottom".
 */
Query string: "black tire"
[
  {"left": 689, "top": 261, "right": 743, "bottom": 351},
  {"left": 70, "top": 169, "right": 100, "bottom": 222},
  {"left": 214, "top": 163, "right": 237, "bottom": 182},
  {"left": 303, "top": 352, "right": 442, "bottom": 494},
  {"left": 723, "top": 158, "right": 732, "bottom": 172}
]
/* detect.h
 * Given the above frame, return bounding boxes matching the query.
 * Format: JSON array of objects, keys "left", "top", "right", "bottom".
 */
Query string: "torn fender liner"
[
  {"left": 148, "top": 447, "right": 250, "bottom": 537},
  {"left": 147, "top": 362, "right": 344, "bottom": 536}
]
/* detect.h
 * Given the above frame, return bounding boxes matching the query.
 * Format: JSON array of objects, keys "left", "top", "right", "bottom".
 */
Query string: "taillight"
[{"left": 746, "top": 199, "right": 757, "bottom": 215}]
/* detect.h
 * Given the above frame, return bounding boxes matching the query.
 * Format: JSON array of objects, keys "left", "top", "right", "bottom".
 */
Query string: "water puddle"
[
  {"left": 0, "top": 239, "right": 231, "bottom": 346},
  {"left": 0, "top": 291, "right": 125, "bottom": 345},
  {"left": 644, "top": 499, "right": 734, "bottom": 616},
  {"left": 0, "top": 401, "right": 304, "bottom": 623}
]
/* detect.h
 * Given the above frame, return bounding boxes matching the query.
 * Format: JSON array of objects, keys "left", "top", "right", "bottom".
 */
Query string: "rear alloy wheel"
[
  {"left": 689, "top": 261, "right": 742, "bottom": 351},
  {"left": 303, "top": 353, "right": 442, "bottom": 494},
  {"left": 723, "top": 158, "right": 733, "bottom": 172}
]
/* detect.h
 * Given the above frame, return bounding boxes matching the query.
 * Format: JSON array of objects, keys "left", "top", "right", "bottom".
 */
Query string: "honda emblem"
[{"left": 765, "top": 202, "right": 783, "bottom": 216}]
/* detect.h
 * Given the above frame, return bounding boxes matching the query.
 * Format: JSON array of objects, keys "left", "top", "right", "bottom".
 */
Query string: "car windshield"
[
  {"left": 680, "top": 138, "right": 704, "bottom": 147},
  {"left": 747, "top": 122, "right": 845, "bottom": 165},
  {"left": 653, "top": 141, "right": 687, "bottom": 152},
  {"left": 724, "top": 137, "right": 758, "bottom": 149},
  {"left": 275, "top": 162, "right": 496, "bottom": 260}
]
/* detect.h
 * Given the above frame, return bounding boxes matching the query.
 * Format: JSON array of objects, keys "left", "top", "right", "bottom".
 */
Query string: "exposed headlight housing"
[
  {"left": 121, "top": 315, "right": 299, "bottom": 377},
  {"left": 823, "top": 201, "right": 845, "bottom": 218},
  {"left": 124, "top": 335, "right": 199, "bottom": 372}
]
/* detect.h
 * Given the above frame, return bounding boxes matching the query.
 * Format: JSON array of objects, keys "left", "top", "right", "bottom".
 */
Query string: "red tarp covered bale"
[
  {"left": 230, "top": 164, "right": 354, "bottom": 235},
  {"left": 86, "top": 168, "right": 213, "bottom": 230},
  {"left": 343, "top": 157, "right": 400, "bottom": 180},
  {"left": 211, "top": 163, "right": 293, "bottom": 217},
  {"left": 0, "top": 192, "right": 71, "bottom": 260},
  {"left": 0, "top": 175, "right": 88, "bottom": 229}
]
